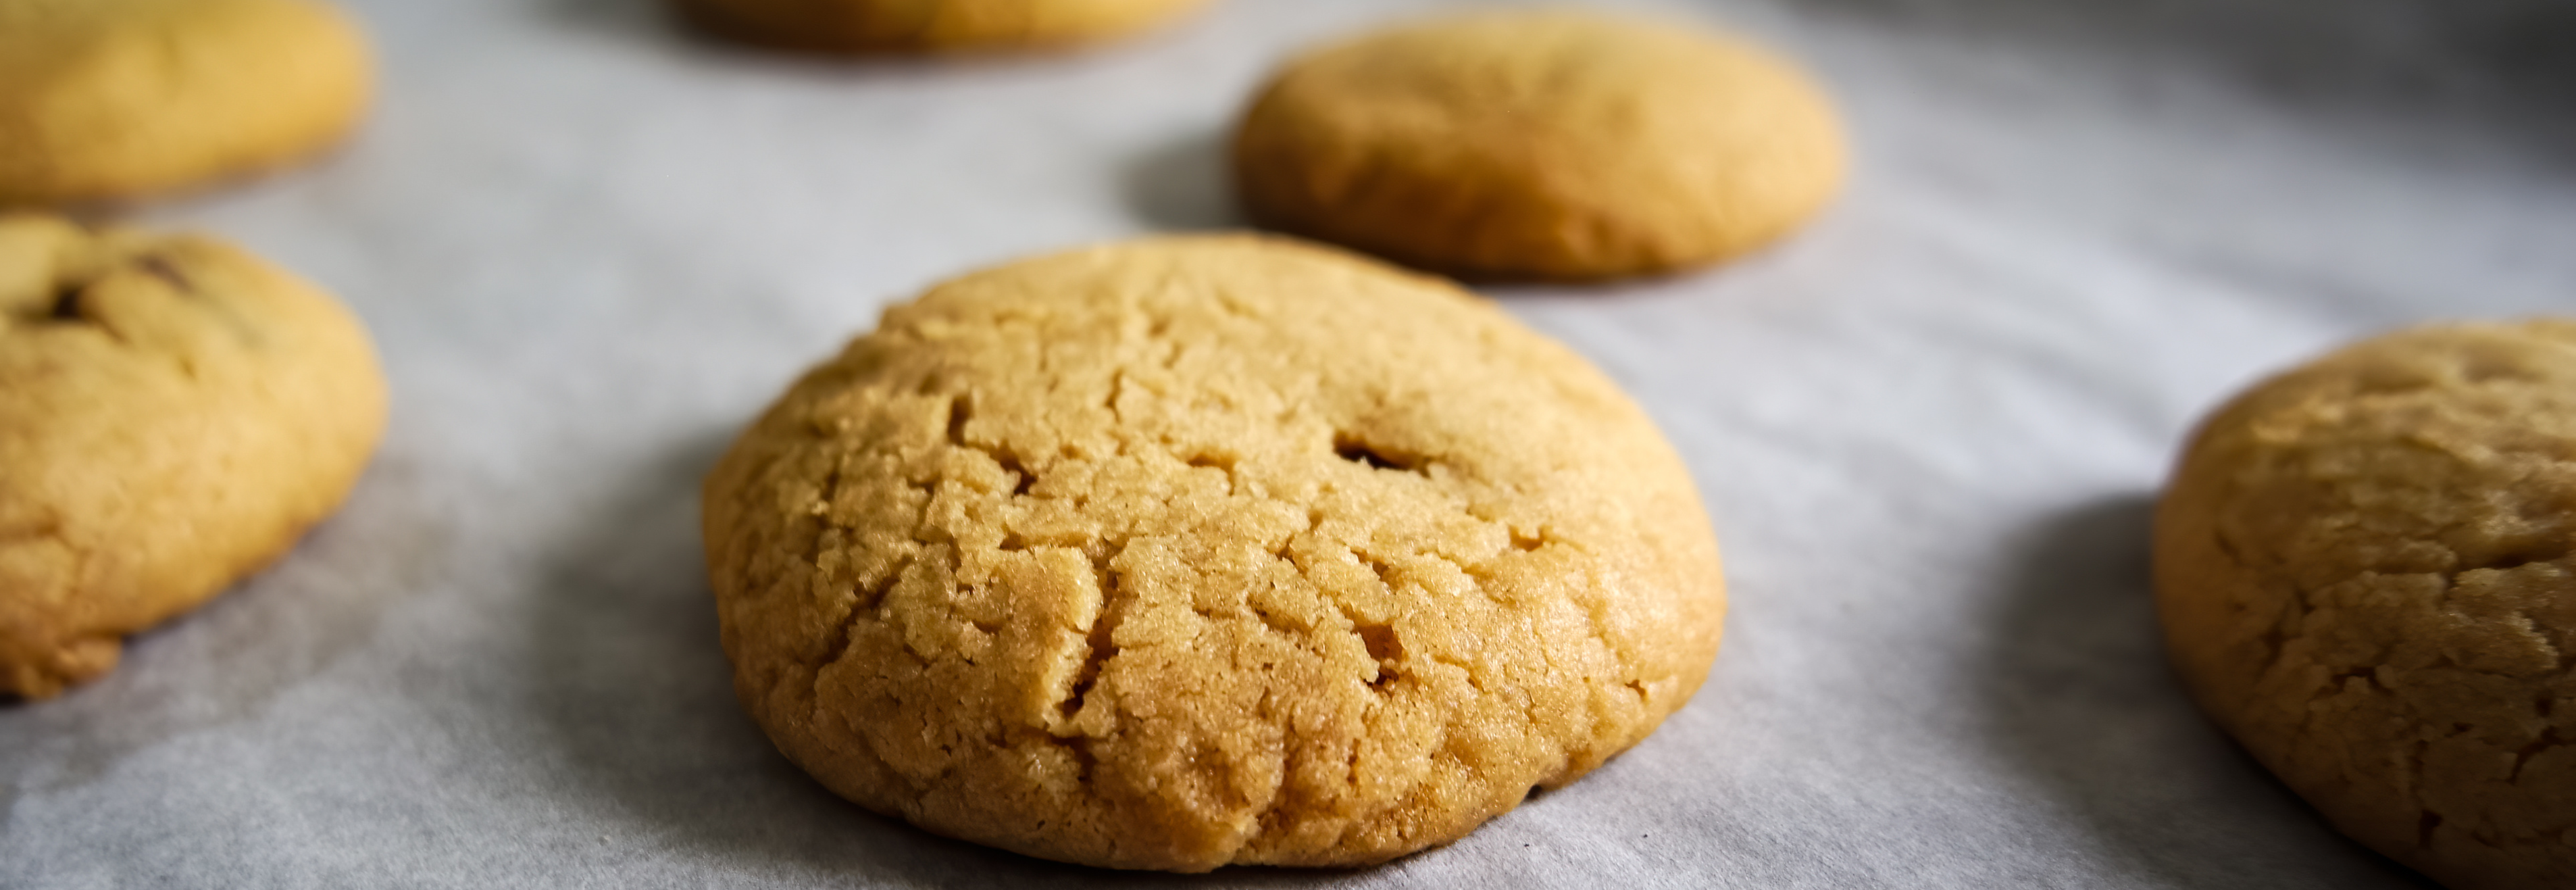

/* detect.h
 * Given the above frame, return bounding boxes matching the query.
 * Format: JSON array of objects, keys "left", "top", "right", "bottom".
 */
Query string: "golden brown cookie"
[
  {"left": 0, "top": 214, "right": 386, "bottom": 700},
  {"left": 1230, "top": 8, "right": 1845, "bottom": 282},
  {"left": 701, "top": 234, "right": 1727, "bottom": 870},
  {"left": 2158, "top": 321, "right": 2576, "bottom": 890},
  {"left": 0, "top": 0, "right": 374, "bottom": 207},
  {"left": 674, "top": 0, "right": 1208, "bottom": 53}
]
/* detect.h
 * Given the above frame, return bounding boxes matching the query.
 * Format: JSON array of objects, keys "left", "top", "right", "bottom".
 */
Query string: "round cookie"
[
  {"left": 0, "top": 0, "right": 374, "bottom": 206},
  {"left": 0, "top": 214, "right": 386, "bottom": 700},
  {"left": 2158, "top": 321, "right": 2576, "bottom": 890},
  {"left": 701, "top": 235, "right": 1727, "bottom": 870},
  {"left": 674, "top": 0, "right": 1207, "bottom": 53},
  {"left": 1230, "top": 8, "right": 1845, "bottom": 282}
]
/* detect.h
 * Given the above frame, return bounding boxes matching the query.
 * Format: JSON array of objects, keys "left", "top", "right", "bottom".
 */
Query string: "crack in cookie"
[
  {"left": 2160, "top": 320, "right": 2576, "bottom": 889},
  {"left": 0, "top": 213, "right": 384, "bottom": 700},
  {"left": 701, "top": 235, "right": 1725, "bottom": 871}
]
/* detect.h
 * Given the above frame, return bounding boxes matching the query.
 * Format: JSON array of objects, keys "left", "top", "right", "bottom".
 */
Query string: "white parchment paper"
[{"left": 7, "top": 0, "right": 2574, "bottom": 886}]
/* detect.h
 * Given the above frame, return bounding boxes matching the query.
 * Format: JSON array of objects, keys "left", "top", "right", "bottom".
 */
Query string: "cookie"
[
  {"left": 2158, "top": 321, "right": 2576, "bottom": 890},
  {"left": 701, "top": 234, "right": 1726, "bottom": 870},
  {"left": 674, "top": 0, "right": 1207, "bottom": 53},
  {"left": 0, "top": 214, "right": 386, "bottom": 700},
  {"left": 0, "top": 0, "right": 373, "bottom": 206},
  {"left": 1230, "top": 8, "right": 1844, "bottom": 282}
]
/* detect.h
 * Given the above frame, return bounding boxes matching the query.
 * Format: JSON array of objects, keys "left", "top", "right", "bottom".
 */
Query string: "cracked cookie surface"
[
  {"left": 0, "top": 0, "right": 372, "bottom": 205},
  {"left": 701, "top": 235, "right": 1726, "bottom": 871},
  {"left": 0, "top": 214, "right": 386, "bottom": 699},
  {"left": 2158, "top": 321, "right": 2576, "bottom": 890},
  {"left": 1231, "top": 8, "right": 1844, "bottom": 282},
  {"left": 674, "top": 0, "right": 1207, "bottom": 53}
]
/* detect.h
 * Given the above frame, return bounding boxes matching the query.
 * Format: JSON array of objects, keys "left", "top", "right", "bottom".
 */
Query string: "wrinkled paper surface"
[{"left": 7, "top": 0, "right": 2573, "bottom": 885}]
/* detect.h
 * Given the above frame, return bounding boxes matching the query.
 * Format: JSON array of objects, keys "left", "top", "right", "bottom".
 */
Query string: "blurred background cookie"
[
  {"left": 1232, "top": 8, "right": 1844, "bottom": 282},
  {"left": 701, "top": 235, "right": 1727, "bottom": 870},
  {"left": 0, "top": 0, "right": 374, "bottom": 206},
  {"left": 2158, "top": 321, "right": 2576, "bottom": 890},
  {"left": 0, "top": 214, "right": 386, "bottom": 700},
  {"left": 674, "top": 0, "right": 1209, "bottom": 53}
]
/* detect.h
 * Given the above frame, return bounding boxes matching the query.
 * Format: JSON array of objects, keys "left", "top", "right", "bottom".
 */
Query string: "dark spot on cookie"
[
  {"left": 1253, "top": 604, "right": 1301, "bottom": 639},
  {"left": 2331, "top": 667, "right": 2387, "bottom": 693},
  {"left": 1061, "top": 559, "right": 1128, "bottom": 720},
  {"left": 2256, "top": 623, "right": 2290, "bottom": 668},
  {"left": 1359, "top": 552, "right": 1396, "bottom": 590},
  {"left": 2510, "top": 728, "right": 2565, "bottom": 783},
  {"left": 1357, "top": 621, "right": 1401, "bottom": 688},
  {"left": 996, "top": 450, "right": 1037, "bottom": 497},
  {"left": 135, "top": 255, "right": 193, "bottom": 293},
  {"left": 946, "top": 395, "right": 972, "bottom": 447},
  {"left": 1061, "top": 620, "right": 1115, "bottom": 718},
  {"left": 2471, "top": 537, "right": 2572, "bottom": 574},
  {"left": 47, "top": 283, "right": 88, "bottom": 321},
  {"left": 1334, "top": 431, "right": 1420, "bottom": 473},
  {"left": 1066, "top": 738, "right": 1098, "bottom": 783},
  {"left": 1511, "top": 528, "right": 1546, "bottom": 552}
]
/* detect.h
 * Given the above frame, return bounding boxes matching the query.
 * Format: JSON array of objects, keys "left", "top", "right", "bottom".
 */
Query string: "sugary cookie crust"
[
  {"left": 0, "top": 0, "right": 372, "bottom": 206},
  {"left": 1232, "top": 8, "right": 1844, "bottom": 282},
  {"left": 0, "top": 214, "right": 386, "bottom": 699},
  {"left": 674, "top": 0, "right": 1207, "bottom": 53},
  {"left": 2158, "top": 321, "right": 2576, "bottom": 890},
  {"left": 702, "top": 235, "right": 1726, "bottom": 871}
]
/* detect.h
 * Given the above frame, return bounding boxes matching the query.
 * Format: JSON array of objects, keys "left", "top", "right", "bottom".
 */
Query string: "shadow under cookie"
[
  {"left": 1971, "top": 495, "right": 2438, "bottom": 889},
  {"left": 698, "top": 235, "right": 1727, "bottom": 870},
  {"left": 501, "top": 429, "right": 1388, "bottom": 884}
]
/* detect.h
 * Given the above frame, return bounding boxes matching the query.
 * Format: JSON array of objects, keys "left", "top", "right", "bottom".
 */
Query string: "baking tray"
[{"left": 7, "top": 0, "right": 2572, "bottom": 885}]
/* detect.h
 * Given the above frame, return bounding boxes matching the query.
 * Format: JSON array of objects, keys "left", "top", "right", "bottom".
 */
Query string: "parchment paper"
[{"left": 7, "top": 0, "right": 2574, "bottom": 886}]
